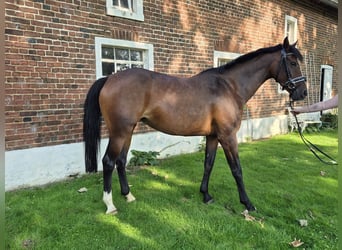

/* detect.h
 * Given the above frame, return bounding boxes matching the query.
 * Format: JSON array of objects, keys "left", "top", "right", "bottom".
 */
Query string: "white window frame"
[
  {"left": 213, "top": 51, "right": 241, "bottom": 67},
  {"left": 279, "top": 15, "right": 298, "bottom": 93},
  {"left": 284, "top": 15, "right": 298, "bottom": 44},
  {"left": 95, "top": 37, "right": 154, "bottom": 79},
  {"left": 106, "top": 0, "right": 144, "bottom": 21}
]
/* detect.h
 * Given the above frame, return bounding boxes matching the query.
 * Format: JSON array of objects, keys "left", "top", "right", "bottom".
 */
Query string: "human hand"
[{"left": 290, "top": 108, "right": 301, "bottom": 115}]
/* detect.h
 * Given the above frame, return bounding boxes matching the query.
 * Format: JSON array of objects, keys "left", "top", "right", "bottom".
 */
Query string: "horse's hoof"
[
  {"left": 248, "top": 205, "right": 257, "bottom": 212},
  {"left": 106, "top": 208, "right": 118, "bottom": 215},
  {"left": 205, "top": 198, "right": 214, "bottom": 204},
  {"left": 125, "top": 192, "right": 136, "bottom": 203},
  {"left": 202, "top": 193, "right": 214, "bottom": 204}
]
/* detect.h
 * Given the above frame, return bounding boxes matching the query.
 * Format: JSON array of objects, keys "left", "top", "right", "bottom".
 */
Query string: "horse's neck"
[{"left": 225, "top": 54, "right": 276, "bottom": 103}]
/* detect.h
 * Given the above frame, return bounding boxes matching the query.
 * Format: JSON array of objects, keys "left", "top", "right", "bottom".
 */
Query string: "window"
[
  {"left": 106, "top": 0, "right": 144, "bottom": 21},
  {"left": 213, "top": 51, "right": 241, "bottom": 67},
  {"left": 279, "top": 15, "right": 298, "bottom": 93},
  {"left": 101, "top": 47, "right": 144, "bottom": 75},
  {"left": 285, "top": 15, "right": 297, "bottom": 44},
  {"left": 95, "top": 37, "right": 154, "bottom": 78}
]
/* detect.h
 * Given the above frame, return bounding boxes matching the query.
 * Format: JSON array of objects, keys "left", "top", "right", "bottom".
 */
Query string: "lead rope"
[{"left": 289, "top": 101, "right": 338, "bottom": 165}]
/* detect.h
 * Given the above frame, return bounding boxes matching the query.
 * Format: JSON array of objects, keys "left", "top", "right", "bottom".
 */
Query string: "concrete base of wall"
[{"left": 5, "top": 115, "right": 288, "bottom": 191}]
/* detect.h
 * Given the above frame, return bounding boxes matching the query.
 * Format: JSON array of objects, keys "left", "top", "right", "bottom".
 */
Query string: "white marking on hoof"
[
  {"left": 241, "top": 209, "right": 249, "bottom": 216},
  {"left": 103, "top": 191, "right": 117, "bottom": 215},
  {"left": 125, "top": 192, "right": 136, "bottom": 203},
  {"left": 106, "top": 207, "right": 118, "bottom": 215}
]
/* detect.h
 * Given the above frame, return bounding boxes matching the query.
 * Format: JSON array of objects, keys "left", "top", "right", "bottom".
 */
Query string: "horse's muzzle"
[
  {"left": 290, "top": 83, "right": 307, "bottom": 101},
  {"left": 288, "top": 76, "right": 307, "bottom": 101}
]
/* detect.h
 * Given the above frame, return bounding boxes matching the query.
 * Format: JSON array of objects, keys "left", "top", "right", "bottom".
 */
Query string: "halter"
[{"left": 276, "top": 48, "right": 306, "bottom": 92}]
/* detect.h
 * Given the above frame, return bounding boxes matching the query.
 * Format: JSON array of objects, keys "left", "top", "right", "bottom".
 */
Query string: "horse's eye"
[{"left": 290, "top": 62, "right": 297, "bottom": 66}]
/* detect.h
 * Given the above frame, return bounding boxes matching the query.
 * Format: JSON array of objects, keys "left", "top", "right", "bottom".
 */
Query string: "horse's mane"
[{"left": 201, "top": 43, "right": 303, "bottom": 75}]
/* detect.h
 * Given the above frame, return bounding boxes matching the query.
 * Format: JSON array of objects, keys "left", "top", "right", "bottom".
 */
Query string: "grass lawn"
[{"left": 5, "top": 129, "right": 338, "bottom": 249}]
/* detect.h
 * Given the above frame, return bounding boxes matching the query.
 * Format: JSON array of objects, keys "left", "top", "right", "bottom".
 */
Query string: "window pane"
[
  {"left": 218, "top": 58, "right": 231, "bottom": 66},
  {"left": 115, "top": 48, "right": 129, "bottom": 60},
  {"left": 131, "top": 64, "right": 143, "bottom": 68},
  {"left": 102, "top": 62, "right": 115, "bottom": 75},
  {"left": 112, "top": 0, "right": 129, "bottom": 8},
  {"left": 130, "top": 0, "right": 134, "bottom": 11},
  {"left": 102, "top": 47, "right": 114, "bottom": 59},
  {"left": 121, "top": 0, "right": 129, "bottom": 8},
  {"left": 130, "top": 50, "right": 143, "bottom": 61},
  {"left": 117, "top": 63, "right": 129, "bottom": 71},
  {"left": 287, "top": 22, "right": 294, "bottom": 43}
]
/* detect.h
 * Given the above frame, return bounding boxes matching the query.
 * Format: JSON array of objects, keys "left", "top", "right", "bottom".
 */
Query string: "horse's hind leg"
[
  {"left": 102, "top": 135, "right": 132, "bottom": 214},
  {"left": 102, "top": 130, "right": 136, "bottom": 214},
  {"left": 200, "top": 135, "right": 218, "bottom": 203},
  {"left": 116, "top": 137, "right": 136, "bottom": 203},
  {"left": 102, "top": 139, "right": 119, "bottom": 214},
  {"left": 219, "top": 134, "right": 256, "bottom": 212}
]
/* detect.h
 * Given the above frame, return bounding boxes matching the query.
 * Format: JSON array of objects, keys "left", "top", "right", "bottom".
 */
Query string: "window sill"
[{"left": 106, "top": 7, "right": 144, "bottom": 21}]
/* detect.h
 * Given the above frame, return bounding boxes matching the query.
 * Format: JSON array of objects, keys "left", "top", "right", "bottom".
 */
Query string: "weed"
[{"left": 128, "top": 150, "right": 160, "bottom": 166}]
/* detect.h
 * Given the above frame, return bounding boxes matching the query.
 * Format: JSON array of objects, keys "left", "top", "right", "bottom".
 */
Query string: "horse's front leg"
[
  {"left": 219, "top": 135, "right": 256, "bottom": 211},
  {"left": 200, "top": 135, "right": 218, "bottom": 203}
]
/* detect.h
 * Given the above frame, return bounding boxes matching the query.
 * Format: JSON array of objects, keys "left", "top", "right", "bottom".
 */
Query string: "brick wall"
[{"left": 5, "top": 0, "right": 338, "bottom": 151}]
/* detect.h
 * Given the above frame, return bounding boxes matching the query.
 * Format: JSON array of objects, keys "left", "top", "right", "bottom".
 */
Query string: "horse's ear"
[{"left": 283, "top": 37, "right": 290, "bottom": 51}]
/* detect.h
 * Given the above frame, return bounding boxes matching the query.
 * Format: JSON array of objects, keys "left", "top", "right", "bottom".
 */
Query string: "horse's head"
[{"left": 275, "top": 37, "right": 307, "bottom": 101}]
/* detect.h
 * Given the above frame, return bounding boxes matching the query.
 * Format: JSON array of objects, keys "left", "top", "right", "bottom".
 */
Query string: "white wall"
[{"left": 5, "top": 115, "right": 288, "bottom": 191}]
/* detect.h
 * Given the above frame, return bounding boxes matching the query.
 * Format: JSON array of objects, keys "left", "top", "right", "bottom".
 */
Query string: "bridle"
[{"left": 276, "top": 48, "right": 307, "bottom": 93}]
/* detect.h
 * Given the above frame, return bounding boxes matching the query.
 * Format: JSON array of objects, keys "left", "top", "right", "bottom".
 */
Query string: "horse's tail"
[{"left": 83, "top": 77, "right": 108, "bottom": 173}]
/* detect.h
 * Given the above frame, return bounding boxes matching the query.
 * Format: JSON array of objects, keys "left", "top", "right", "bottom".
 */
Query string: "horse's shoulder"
[{"left": 202, "top": 75, "right": 234, "bottom": 95}]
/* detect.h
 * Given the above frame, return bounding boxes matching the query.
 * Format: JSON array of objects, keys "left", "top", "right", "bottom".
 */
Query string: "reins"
[{"left": 289, "top": 101, "right": 337, "bottom": 165}]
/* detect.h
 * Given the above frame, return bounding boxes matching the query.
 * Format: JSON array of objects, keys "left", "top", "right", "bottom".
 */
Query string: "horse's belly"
[{"left": 141, "top": 114, "right": 212, "bottom": 136}]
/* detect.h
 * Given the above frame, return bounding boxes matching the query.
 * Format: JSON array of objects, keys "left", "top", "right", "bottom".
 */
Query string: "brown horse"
[{"left": 83, "top": 37, "right": 307, "bottom": 214}]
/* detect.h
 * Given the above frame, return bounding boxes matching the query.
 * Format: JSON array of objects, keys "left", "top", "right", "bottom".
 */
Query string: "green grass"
[{"left": 5, "top": 129, "right": 338, "bottom": 249}]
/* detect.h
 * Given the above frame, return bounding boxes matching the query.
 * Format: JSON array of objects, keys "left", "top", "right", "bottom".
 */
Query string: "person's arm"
[{"left": 292, "top": 94, "right": 338, "bottom": 114}]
